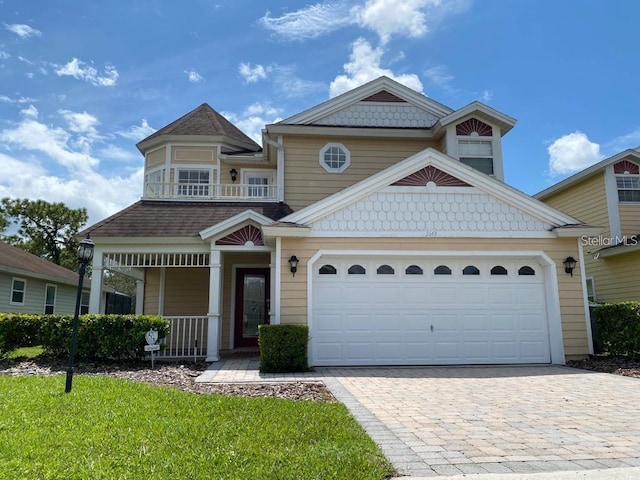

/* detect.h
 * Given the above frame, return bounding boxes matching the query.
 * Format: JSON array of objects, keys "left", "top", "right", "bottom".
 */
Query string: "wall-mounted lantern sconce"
[
  {"left": 563, "top": 256, "right": 577, "bottom": 277},
  {"left": 229, "top": 168, "right": 238, "bottom": 183},
  {"left": 288, "top": 255, "right": 299, "bottom": 277}
]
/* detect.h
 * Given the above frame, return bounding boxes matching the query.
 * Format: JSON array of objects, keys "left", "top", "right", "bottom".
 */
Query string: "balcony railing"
[{"left": 144, "top": 183, "right": 278, "bottom": 201}]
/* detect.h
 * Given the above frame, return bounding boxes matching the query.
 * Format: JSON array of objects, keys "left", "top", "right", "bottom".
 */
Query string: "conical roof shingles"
[{"left": 138, "top": 103, "right": 260, "bottom": 151}]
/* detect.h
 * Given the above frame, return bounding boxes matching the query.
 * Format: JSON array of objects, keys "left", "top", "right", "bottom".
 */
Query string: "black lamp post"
[{"left": 65, "top": 235, "right": 95, "bottom": 393}]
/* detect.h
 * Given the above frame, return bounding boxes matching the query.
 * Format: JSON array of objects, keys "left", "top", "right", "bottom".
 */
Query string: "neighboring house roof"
[
  {"left": 136, "top": 103, "right": 262, "bottom": 153},
  {"left": 0, "top": 242, "right": 79, "bottom": 286},
  {"left": 80, "top": 201, "right": 294, "bottom": 238},
  {"left": 535, "top": 148, "right": 640, "bottom": 199}
]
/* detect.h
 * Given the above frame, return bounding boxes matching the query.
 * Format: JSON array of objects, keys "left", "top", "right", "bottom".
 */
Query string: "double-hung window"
[
  {"left": 44, "top": 284, "right": 56, "bottom": 314},
  {"left": 11, "top": 278, "right": 26, "bottom": 305},
  {"left": 458, "top": 139, "right": 494, "bottom": 175},
  {"left": 616, "top": 175, "right": 640, "bottom": 202},
  {"left": 178, "top": 169, "right": 210, "bottom": 197}
]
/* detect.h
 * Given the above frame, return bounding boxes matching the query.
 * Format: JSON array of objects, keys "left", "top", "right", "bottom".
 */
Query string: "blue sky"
[{"left": 0, "top": 0, "right": 638, "bottom": 225}]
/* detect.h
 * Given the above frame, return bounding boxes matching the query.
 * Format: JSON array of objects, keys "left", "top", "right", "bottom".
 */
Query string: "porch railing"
[
  {"left": 157, "top": 316, "right": 208, "bottom": 359},
  {"left": 144, "top": 183, "right": 278, "bottom": 201}
]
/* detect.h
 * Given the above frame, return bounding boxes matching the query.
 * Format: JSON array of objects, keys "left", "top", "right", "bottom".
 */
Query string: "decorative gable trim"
[
  {"left": 437, "top": 101, "right": 516, "bottom": 136},
  {"left": 215, "top": 225, "right": 264, "bottom": 246},
  {"left": 280, "top": 148, "right": 579, "bottom": 229},
  {"left": 614, "top": 160, "right": 639, "bottom": 175},
  {"left": 392, "top": 166, "right": 470, "bottom": 187},
  {"left": 277, "top": 76, "right": 453, "bottom": 126},
  {"left": 199, "top": 210, "right": 272, "bottom": 241},
  {"left": 456, "top": 118, "right": 493, "bottom": 136},
  {"left": 362, "top": 90, "right": 407, "bottom": 102}
]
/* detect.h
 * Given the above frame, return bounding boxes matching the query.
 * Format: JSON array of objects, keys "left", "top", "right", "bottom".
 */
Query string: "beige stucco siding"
[
  {"left": 143, "top": 269, "right": 161, "bottom": 315},
  {"left": 146, "top": 147, "right": 165, "bottom": 169},
  {"left": 618, "top": 204, "right": 640, "bottom": 236},
  {"left": 218, "top": 161, "right": 276, "bottom": 185},
  {"left": 279, "top": 236, "right": 588, "bottom": 360},
  {"left": 171, "top": 146, "right": 216, "bottom": 164},
  {"left": 283, "top": 136, "right": 440, "bottom": 211},
  {"left": 142, "top": 267, "right": 208, "bottom": 315}
]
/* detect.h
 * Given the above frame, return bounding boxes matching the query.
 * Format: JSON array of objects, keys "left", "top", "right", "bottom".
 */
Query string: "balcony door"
[
  {"left": 242, "top": 170, "right": 274, "bottom": 198},
  {"left": 234, "top": 268, "right": 270, "bottom": 348}
]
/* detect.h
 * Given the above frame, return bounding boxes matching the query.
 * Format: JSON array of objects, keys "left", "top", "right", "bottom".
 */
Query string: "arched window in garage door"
[
  {"left": 348, "top": 265, "right": 366, "bottom": 275},
  {"left": 319, "top": 265, "right": 337, "bottom": 275},
  {"left": 518, "top": 266, "right": 536, "bottom": 276},
  {"left": 462, "top": 265, "right": 480, "bottom": 275},
  {"left": 490, "top": 266, "right": 508, "bottom": 275},
  {"left": 434, "top": 265, "right": 452, "bottom": 275},
  {"left": 376, "top": 265, "right": 395, "bottom": 274},
  {"left": 405, "top": 265, "right": 423, "bottom": 275}
]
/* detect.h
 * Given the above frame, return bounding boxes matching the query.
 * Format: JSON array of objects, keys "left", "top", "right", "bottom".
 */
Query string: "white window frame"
[
  {"left": 145, "top": 167, "right": 165, "bottom": 197},
  {"left": 585, "top": 276, "right": 596, "bottom": 303},
  {"left": 10, "top": 277, "right": 26, "bottom": 306},
  {"left": 44, "top": 284, "right": 57, "bottom": 314},
  {"left": 241, "top": 169, "right": 275, "bottom": 197},
  {"left": 457, "top": 138, "right": 494, "bottom": 175},
  {"left": 80, "top": 291, "right": 90, "bottom": 315},
  {"left": 616, "top": 174, "right": 640, "bottom": 203},
  {"left": 319, "top": 143, "right": 351, "bottom": 173},
  {"left": 176, "top": 168, "right": 212, "bottom": 197}
]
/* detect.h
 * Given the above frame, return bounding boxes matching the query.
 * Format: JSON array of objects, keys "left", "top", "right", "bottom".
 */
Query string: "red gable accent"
[
  {"left": 456, "top": 118, "right": 493, "bottom": 136},
  {"left": 392, "top": 166, "right": 471, "bottom": 187},
  {"left": 614, "top": 160, "right": 640, "bottom": 175},
  {"left": 361, "top": 90, "right": 407, "bottom": 103},
  {"left": 215, "top": 225, "right": 264, "bottom": 246}
]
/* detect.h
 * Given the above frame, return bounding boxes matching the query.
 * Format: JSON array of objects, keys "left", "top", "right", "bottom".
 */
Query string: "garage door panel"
[{"left": 312, "top": 256, "right": 551, "bottom": 366}]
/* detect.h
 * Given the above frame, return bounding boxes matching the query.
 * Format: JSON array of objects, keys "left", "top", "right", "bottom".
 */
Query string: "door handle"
[{"left": 430, "top": 325, "right": 434, "bottom": 332}]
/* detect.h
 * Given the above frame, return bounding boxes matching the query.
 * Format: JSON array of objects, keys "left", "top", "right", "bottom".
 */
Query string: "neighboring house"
[
  {"left": 536, "top": 149, "right": 640, "bottom": 303},
  {"left": 81, "top": 76, "right": 597, "bottom": 366},
  {"left": 0, "top": 242, "right": 89, "bottom": 315}
]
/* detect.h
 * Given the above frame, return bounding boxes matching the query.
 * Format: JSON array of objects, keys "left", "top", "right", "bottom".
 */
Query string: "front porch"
[{"left": 88, "top": 247, "right": 275, "bottom": 362}]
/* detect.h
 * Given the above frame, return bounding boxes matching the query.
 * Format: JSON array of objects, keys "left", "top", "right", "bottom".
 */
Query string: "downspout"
[{"left": 263, "top": 131, "right": 284, "bottom": 202}]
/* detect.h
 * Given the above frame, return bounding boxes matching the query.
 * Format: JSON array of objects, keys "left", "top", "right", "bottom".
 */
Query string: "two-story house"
[
  {"left": 82, "top": 76, "right": 597, "bottom": 366},
  {"left": 536, "top": 149, "right": 640, "bottom": 303}
]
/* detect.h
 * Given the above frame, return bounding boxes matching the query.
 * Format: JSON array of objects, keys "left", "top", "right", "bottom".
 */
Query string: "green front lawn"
[{"left": 0, "top": 375, "right": 393, "bottom": 480}]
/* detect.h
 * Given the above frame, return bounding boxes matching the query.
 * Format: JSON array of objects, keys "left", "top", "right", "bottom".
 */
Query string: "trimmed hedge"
[
  {"left": 595, "top": 302, "right": 640, "bottom": 358},
  {"left": 0, "top": 313, "right": 168, "bottom": 360},
  {"left": 258, "top": 324, "right": 309, "bottom": 373}
]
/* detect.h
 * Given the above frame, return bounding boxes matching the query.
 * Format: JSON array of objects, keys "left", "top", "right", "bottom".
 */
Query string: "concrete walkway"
[{"left": 196, "top": 360, "right": 640, "bottom": 479}]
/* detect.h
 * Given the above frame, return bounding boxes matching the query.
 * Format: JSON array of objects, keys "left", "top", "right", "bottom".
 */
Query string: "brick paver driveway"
[{"left": 324, "top": 366, "right": 640, "bottom": 477}]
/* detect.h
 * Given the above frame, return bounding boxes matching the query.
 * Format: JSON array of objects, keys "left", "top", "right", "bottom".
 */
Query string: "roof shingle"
[
  {"left": 0, "top": 242, "right": 79, "bottom": 284},
  {"left": 80, "top": 201, "right": 294, "bottom": 238}
]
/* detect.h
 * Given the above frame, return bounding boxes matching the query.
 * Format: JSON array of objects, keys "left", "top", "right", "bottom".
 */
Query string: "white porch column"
[
  {"left": 88, "top": 249, "right": 104, "bottom": 313},
  {"left": 135, "top": 279, "right": 144, "bottom": 314},
  {"left": 269, "top": 249, "right": 277, "bottom": 325},
  {"left": 274, "top": 237, "right": 282, "bottom": 325},
  {"left": 206, "top": 248, "right": 222, "bottom": 361}
]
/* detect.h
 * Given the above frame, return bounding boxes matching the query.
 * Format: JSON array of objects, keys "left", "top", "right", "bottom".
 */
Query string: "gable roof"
[
  {"left": 436, "top": 101, "right": 517, "bottom": 136},
  {"left": 136, "top": 103, "right": 261, "bottom": 153},
  {"left": 277, "top": 76, "right": 453, "bottom": 127},
  {"left": 0, "top": 242, "right": 79, "bottom": 286},
  {"left": 535, "top": 148, "right": 640, "bottom": 199},
  {"left": 80, "top": 201, "right": 293, "bottom": 238},
  {"left": 280, "top": 148, "right": 582, "bottom": 231}
]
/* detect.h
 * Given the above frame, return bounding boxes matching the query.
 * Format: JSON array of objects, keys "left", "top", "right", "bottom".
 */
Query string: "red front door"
[{"left": 234, "top": 268, "right": 270, "bottom": 348}]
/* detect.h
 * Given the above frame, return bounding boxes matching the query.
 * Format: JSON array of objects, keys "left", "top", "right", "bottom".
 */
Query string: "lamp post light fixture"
[
  {"left": 563, "top": 256, "right": 577, "bottom": 277},
  {"left": 288, "top": 255, "right": 299, "bottom": 277},
  {"left": 229, "top": 168, "right": 238, "bottom": 183},
  {"left": 65, "top": 235, "right": 95, "bottom": 393}
]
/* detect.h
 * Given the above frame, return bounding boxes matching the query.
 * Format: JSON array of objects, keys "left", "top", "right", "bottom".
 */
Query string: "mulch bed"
[
  {"left": 0, "top": 357, "right": 337, "bottom": 402},
  {"left": 566, "top": 354, "right": 640, "bottom": 379}
]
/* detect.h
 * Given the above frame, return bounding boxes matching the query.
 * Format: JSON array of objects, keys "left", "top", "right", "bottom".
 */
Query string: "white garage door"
[{"left": 311, "top": 257, "right": 550, "bottom": 366}]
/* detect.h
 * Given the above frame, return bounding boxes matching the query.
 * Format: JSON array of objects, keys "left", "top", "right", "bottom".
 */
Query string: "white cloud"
[
  {"left": 59, "top": 110, "right": 99, "bottom": 135},
  {"left": 260, "top": 0, "right": 470, "bottom": 43},
  {"left": 222, "top": 103, "right": 284, "bottom": 145},
  {"left": 4, "top": 23, "right": 42, "bottom": 38},
  {"left": 185, "top": 69, "right": 203, "bottom": 83},
  {"left": 97, "top": 144, "right": 138, "bottom": 163},
  {"left": 0, "top": 51, "right": 9, "bottom": 60},
  {"left": 329, "top": 37, "right": 423, "bottom": 97},
  {"left": 20, "top": 105, "right": 38, "bottom": 119},
  {"left": 0, "top": 117, "right": 99, "bottom": 172},
  {"left": 423, "top": 65, "right": 455, "bottom": 89},
  {"left": 260, "top": 2, "right": 354, "bottom": 40},
  {"left": 0, "top": 95, "right": 36, "bottom": 104},
  {"left": 604, "top": 128, "right": 640, "bottom": 153},
  {"left": 353, "top": 0, "right": 434, "bottom": 44},
  {"left": 116, "top": 120, "right": 156, "bottom": 141},
  {"left": 548, "top": 131, "right": 603, "bottom": 176},
  {"left": 55, "top": 58, "right": 119, "bottom": 87},
  {"left": 239, "top": 63, "right": 268, "bottom": 83},
  {"left": 481, "top": 89, "right": 493, "bottom": 102}
]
